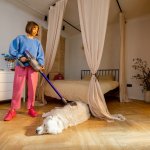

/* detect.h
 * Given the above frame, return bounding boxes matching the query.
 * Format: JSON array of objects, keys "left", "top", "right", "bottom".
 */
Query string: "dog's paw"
[
  {"left": 42, "top": 112, "right": 53, "bottom": 117},
  {"left": 42, "top": 113, "right": 46, "bottom": 117},
  {"left": 49, "top": 128, "right": 62, "bottom": 135}
]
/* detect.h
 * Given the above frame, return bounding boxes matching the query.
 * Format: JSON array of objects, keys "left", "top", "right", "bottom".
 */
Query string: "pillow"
[{"left": 98, "top": 75, "right": 114, "bottom": 81}]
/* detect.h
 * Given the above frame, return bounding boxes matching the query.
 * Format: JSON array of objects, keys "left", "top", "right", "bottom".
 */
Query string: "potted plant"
[{"left": 132, "top": 58, "right": 150, "bottom": 102}]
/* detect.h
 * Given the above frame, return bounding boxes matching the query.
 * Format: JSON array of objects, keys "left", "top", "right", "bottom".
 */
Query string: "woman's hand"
[
  {"left": 40, "top": 66, "right": 45, "bottom": 71},
  {"left": 20, "top": 57, "right": 28, "bottom": 62}
]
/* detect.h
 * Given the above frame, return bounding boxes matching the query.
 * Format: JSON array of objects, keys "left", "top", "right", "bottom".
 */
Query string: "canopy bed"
[
  {"left": 37, "top": 0, "right": 128, "bottom": 121},
  {"left": 44, "top": 69, "right": 119, "bottom": 103}
]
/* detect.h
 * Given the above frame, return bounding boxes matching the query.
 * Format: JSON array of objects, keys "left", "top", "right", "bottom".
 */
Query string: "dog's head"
[{"left": 36, "top": 115, "right": 64, "bottom": 135}]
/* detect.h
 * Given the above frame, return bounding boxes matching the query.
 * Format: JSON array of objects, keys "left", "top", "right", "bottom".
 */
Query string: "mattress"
[{"left": 44, "top": 80, "right": 119, "bottom": 103}]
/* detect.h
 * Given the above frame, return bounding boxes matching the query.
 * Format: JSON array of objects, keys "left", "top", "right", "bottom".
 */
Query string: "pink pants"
[{"left": 11, "top": 66, "right": 38, "bottom": 109}]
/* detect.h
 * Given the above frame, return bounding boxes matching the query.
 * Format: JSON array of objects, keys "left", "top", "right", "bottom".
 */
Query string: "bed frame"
[
  {"left": 81, "top": 69, "right": 119, "bottom": 81},
  {"left": 81, "top": 69, "right": 119, "bottom": 98}
]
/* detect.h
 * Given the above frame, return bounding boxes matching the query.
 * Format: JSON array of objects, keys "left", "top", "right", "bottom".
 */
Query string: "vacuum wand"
[{"left": 39, "top": 70, "right": 67, "bottom": 104}]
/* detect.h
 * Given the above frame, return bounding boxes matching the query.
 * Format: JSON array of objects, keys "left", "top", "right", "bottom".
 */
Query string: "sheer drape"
[
  {"left": 36, "top": 0, "right": 68, "bottom": 104},
  {"left": 78, "top": 0, "right": 125, "bottom": 121},
  {"left": 119, "top": 12, "right": 129, "bottom": 102}
]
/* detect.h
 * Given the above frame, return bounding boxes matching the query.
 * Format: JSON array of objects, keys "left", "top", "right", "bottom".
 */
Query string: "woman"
[{"left": 4, "top": 21, "right": 45, "bottom": 121}]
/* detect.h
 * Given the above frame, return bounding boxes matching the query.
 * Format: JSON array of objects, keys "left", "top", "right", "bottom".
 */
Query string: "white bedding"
[{"left": 44, "top": 80, "right": 119, "bottom": 103}]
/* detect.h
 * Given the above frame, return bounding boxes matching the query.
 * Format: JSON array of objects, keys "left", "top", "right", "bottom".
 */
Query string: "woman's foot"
[
  {"left": 4, "top": 110, "right": 16, "bottom": 121},
  {"left": 28, "top": 107, "right": 38, "bottom": 117}
]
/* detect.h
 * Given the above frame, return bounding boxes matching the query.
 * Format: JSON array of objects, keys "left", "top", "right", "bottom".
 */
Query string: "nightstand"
[{"left": 0, "top": 71, "right": 25, "bottom": 101}]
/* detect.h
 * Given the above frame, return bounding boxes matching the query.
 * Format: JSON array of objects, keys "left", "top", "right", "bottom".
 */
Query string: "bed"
[
  {"left": 81, "top": 69, "right": 119, "bottom": 98},
  {"left": 44, "top": 69, "right": 119, "bottom": 103}
]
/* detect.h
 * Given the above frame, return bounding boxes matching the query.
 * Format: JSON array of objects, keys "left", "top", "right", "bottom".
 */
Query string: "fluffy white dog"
[{"left": 36, "top": 101, "right": 90, "bottom": 135}]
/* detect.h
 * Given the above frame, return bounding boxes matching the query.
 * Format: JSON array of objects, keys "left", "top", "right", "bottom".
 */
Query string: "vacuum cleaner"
[{"left": 19, "top": 50, "right": 76, "bottom": 105}]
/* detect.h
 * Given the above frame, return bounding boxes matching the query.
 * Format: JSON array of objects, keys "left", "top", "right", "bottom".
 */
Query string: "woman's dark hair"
[{"left": 25, "top": 21, "right": 39, "bottom": 36}]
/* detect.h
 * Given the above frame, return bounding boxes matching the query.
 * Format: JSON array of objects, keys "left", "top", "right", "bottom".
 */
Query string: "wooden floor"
[{"left": 1, "top": 98, "right": 150, "bottom": 150}]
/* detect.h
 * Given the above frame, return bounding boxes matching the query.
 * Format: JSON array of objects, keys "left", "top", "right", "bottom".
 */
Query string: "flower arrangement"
[
  {"left": 1, "top": 53, "right": 15, "bottom": 70},
  {"left": 132, "top": 58, "right": 150, "bottom": 91},
  {"left": 1, "top": 53, "right": 15, "bottom": 62}
]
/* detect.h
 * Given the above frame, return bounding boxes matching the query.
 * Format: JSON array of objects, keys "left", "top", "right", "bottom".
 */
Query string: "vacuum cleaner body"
[{"left": 24, "top": 50, "right": 42, "bottom": 72}]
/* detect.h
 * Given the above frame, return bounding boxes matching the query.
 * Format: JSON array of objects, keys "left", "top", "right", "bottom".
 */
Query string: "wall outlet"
[{"left": 127, "top": 84, "right": 132, "bottom": 87}]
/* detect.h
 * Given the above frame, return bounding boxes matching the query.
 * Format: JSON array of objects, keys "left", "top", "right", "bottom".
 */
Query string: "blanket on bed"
[{"left": 44, "top": 80, "right": 119, "bottom": 103}]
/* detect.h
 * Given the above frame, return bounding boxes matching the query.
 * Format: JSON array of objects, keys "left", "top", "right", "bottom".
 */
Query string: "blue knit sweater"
[{"left": 9, "top": 35, "right": 45, "bottom": 66}]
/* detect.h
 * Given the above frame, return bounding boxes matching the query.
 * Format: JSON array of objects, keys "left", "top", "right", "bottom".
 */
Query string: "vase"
[
  {"left": 144, "top": 91, "right": 150, "bottom": 103},
  {"left": 7, "top": 61, "right": 15, "bottom": 70}
]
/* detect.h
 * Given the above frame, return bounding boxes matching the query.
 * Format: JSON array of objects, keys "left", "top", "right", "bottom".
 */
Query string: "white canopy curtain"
[
  {"left": 78, "top": 0, "right": 125, "bottom": 121},
  {"left": 36, "top": 0, "right": 68, "bottom": 104},
  {"left": 119, "top": 12, "right": 129, "bottom": 102}
]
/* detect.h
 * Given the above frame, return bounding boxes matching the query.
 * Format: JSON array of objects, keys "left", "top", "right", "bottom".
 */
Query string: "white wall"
[
  {"left": 0, "top": 0, "right": 46, "bottom": 70},
  {"left": 101, "top": 23, "right": 120, "bottom": 69},
  {"left": 65, "top": 23, "right": 120, "bottom": 80},
  {"left": 65, "top": 34, "right": 88, "bottom": 79},
  {"left": 126, "top": 14, "right": 150, "bottom": 100}
]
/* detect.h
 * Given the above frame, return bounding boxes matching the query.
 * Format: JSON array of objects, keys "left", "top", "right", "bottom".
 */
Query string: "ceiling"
[{"left": 8, "top": 0, "right": 150, "bottom": 35}]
